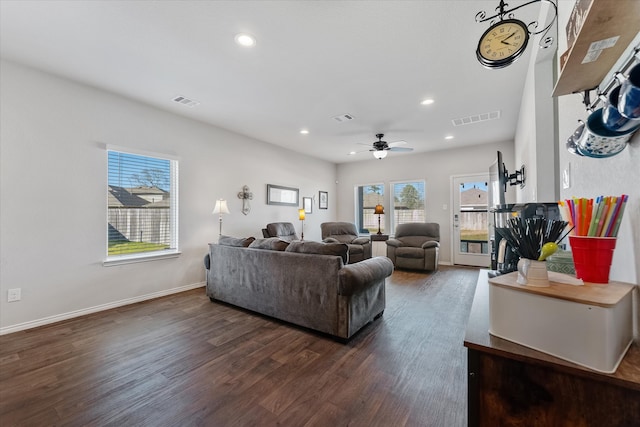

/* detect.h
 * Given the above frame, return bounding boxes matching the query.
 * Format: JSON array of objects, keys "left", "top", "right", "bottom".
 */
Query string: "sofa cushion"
[
  {"left": 248, "top": 237, "right": 290, "bottom": 251},
  {"left": 346, "top": 243, "right": 364, "bottom": 255},
  {"left": 285, "top": 241, "right": 349, "bottom": 264},
  {"left": 320, "top": 222, "right": 359, "bottom": 240},
  {"left": 398, "top": 236, "right": 435, "bottom": 248},
  {"left": 352, "top": 236, "right": 370, "bottom": 245},
  {"left": 322, "top": 237, "right": 340, "bottom": 244},
  {"left": 265, "top": 222, "right": 299, "bottom": 241},
  {"left": 329, "top": 234, "right": 356, "bottom": 244},
  {"left": 218, "top": 235, "right": 255, "bottom": 247},
  {"left": 396, "top": 247, "right": 426, "bottom": 259}
]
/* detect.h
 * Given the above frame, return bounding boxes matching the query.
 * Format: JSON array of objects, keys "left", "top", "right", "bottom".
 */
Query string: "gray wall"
[{"left": 0, "top": 60, "right": 337, "bottom": 332}]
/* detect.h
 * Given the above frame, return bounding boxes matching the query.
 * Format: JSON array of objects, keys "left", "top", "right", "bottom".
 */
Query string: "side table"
[{"left": 370, "top": 234, "right": 389, "bottom": 257}]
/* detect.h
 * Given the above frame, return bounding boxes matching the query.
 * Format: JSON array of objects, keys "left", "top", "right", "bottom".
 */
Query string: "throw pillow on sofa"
[
  {"left": 219, "top": 235, "right": 256, "bottom": 247},
  {"left": 285, "top": 241, "right": 349, "bottom": 264},
  {"left": 248, "top": 237, "right": 290, "bottom": 251}
]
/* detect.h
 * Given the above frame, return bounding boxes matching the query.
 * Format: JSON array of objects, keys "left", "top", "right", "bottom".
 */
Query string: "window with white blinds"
[{"left": 106, "top": 148, "right": 179, "bottom": 262}]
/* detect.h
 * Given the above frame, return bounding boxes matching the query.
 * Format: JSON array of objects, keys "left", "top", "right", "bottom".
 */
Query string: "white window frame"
[
  {"left": 104, "top": 145, "right": 180, "bottom": 266},
  {"left": 389, "top": 179, "right": 426, "bottom": 235}
]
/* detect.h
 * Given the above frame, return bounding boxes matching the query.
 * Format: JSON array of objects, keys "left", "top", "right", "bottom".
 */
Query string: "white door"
[{"left": 452, "top": 174, "right": 490, "bottom": 267}]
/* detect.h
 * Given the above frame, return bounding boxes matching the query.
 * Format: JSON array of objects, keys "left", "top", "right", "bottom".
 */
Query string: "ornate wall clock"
[{"left": 476, "top": 19, "right": 530, "bottom": 69}]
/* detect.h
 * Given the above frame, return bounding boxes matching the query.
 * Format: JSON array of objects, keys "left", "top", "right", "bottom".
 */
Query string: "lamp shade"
[
  {"left": 374, "top": 204, "right": 384, "bottom": 214},
  {"left": 298, "top": 209, "right": 306, "bottom": 220},
  {"left": 212, "top": 199, "right": 230, "bottom": 215},
  {"left": 373, "top": 150, "right": 387, "bottom": 159}
]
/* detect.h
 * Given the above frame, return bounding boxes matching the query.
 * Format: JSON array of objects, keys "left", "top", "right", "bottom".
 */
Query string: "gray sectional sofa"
[{"left": 204, "top": 237, "right": 394, "bottom": 340}]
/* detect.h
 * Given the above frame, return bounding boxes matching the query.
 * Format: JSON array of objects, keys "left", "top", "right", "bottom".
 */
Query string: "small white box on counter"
[{"left": 488, "top": 271, "right": 634, "bottom": 373}]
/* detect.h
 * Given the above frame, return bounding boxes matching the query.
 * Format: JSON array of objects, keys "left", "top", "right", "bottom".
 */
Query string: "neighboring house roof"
[
  {"left": 129, "top": 186, "right": 168, "bottom": 196},
  {"left": 460, "top": 188, "right": 487, "bottom": 207},
  {"left": 108, "top": 185, "right": 150, "bottom": 208}
]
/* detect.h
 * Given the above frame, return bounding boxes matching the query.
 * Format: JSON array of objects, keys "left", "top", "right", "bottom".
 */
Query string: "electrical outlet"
[{"left": 7, "top": 288, "right": 21, "bottom": 302}]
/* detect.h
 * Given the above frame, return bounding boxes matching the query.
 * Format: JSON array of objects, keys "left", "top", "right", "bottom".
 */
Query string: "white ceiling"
[{"left": 0, "top": 0, "right": 552, "bottom": 164}]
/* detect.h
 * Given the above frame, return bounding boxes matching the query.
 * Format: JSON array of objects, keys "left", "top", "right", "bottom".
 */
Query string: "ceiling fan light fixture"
[{"left": 373, "top": 150, "right": 387, "bottom": 160}]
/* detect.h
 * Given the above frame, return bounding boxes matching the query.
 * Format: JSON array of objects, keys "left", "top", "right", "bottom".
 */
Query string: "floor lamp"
[
  {"left": 212, "top": 199, "right": 230, "bottom": 236},
  {"left": 298, "top": 209, "right": 305, "bottom": 241},
  {"left": 374, "top": 204, "right": 384, "bottom": 234}
]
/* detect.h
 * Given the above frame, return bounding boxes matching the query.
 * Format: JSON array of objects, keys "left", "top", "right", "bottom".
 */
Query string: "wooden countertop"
[
  {"left": 489, "top": 271, "right": 635, "bottom": 308},
  {"left": 464, "top": 270, "right": 640, "bottom": 391}
]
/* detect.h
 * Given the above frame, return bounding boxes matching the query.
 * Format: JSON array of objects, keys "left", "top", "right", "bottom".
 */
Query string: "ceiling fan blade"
[
  {"left": 388, "top": 146, "right": 413, "bottom": 152},
  {"left": 387, "top": 140, "right": 407, "bottom": 147}
]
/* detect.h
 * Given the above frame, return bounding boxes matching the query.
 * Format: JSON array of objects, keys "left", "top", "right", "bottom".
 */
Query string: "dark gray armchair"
[
  {"left": 321, "top": 222, "right": 372, "bottom": 263},
  {"left": 262, "top": 222, "right": 299, "bottom": 242},
  {"left": 386, "top": 222, "right": 440, "bottom": 271}
]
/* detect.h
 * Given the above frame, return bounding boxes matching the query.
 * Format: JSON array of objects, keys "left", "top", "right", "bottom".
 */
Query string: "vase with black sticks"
[{"left": 495, "top": 217, "right": 571, "bottom": 287}]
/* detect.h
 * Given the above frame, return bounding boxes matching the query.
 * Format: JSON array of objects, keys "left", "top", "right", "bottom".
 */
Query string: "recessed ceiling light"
[
  {"left": 349, "top": 151, "right": 356, "bottom": 155},
  {"left": 300, "top": 129, "right": 309, "bottom": 134},
  {"left": 445, "top": 135, "right": 454, "bottom": 140},
  {"left": 421, "top": 98, "right": 435, "bottom": 105},
  {"left": 235, "top": 33, "right": 256, "bottom": 47}
]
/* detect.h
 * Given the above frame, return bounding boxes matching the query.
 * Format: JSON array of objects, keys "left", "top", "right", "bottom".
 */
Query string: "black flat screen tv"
[{"left": 488, "top": 150, "right": 507, "bottom": 209}]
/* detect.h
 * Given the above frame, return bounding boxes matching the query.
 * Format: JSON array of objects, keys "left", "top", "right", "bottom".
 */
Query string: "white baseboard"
[
  {"left": 0, "top": 282, "right": 205, "bottom": 336},
  {"left": 439, "top": 261, "right": 452, "bottom": 266}
]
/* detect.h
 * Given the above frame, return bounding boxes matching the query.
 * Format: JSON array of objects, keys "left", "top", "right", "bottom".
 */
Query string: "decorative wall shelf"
[{"left": 552, "top": 0, "right": 640, "bottom": 97}]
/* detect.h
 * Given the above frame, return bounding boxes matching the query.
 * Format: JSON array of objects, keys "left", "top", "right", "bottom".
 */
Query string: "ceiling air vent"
[
  {"left": 172, "top": 95, "right": 200, "bottom": 107},
  {"left": 332, "top": 113, "right": 355, "bottom": 123},
  {"left": 451, "top": 110, "right": 501, "bottom": 126}
]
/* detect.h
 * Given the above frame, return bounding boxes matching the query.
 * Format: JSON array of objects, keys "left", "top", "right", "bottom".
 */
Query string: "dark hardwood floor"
[{"left": 0, "top": 265, "right": 480, "bottom": 427}]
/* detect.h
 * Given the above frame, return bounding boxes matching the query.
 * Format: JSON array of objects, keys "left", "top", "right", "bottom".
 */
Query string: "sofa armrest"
[
  {"left": 352, "top": 236, "right": 370, "bottom": 245},
  {"left": 386, "top": 238, "right": 403, "bottom": 248},
  {"left": 421, "top": 241, "right": 440, "bottom": 249},
  {"left": 338, "top": 257, "right": 394, "bottom": 296},
  {"left": 322, "top": 237, "right": 340, "bottom": 243}
]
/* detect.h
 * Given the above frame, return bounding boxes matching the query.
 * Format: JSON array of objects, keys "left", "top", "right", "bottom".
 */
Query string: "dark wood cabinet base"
[
  {"left": 465, "top": 271, "right": 640, "bottom": 427},
  {"left": 468, "top": 349, "right": 640, "bottom": 426}
]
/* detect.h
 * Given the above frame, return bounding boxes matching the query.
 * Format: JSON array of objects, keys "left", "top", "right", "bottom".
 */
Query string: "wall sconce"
[
  {"left": 298, "top": 208, "right": 306, "bottom": 241},
  {"left": 212, "top": 199, "right": 230, "bottom": 236},
  {"left": 374, "top": 204, "right": 385, "bottom": 234}
]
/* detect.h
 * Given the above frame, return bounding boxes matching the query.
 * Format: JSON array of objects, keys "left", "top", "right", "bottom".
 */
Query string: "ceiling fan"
[{"left": 368, "top": 133, "right": 414, "bottom": 159}]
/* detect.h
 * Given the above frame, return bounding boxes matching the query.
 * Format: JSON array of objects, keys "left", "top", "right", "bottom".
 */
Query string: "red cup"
[{"left": 569, "top": 236, "right": 616, "bottom": 284}]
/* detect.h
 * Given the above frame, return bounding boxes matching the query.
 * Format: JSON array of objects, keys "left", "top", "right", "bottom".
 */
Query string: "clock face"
[{"left": 476, "top": 19, "right": 529, "bottom": 69}]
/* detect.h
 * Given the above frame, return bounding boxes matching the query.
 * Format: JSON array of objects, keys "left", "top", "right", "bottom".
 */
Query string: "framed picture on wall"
[
  {"left": 303, "top": 197, "right": 313, "bottom": 214},
  {"left": 319, "top": 191, "right": 328, "bottom": 209},
  {"left": 267, "top": 184, "right": 299, "bottom": 206}
]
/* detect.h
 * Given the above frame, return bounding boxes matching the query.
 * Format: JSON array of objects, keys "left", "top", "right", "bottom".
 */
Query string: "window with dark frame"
[{"left": 355, "top": 184, "right": 384, "bottom": 234}]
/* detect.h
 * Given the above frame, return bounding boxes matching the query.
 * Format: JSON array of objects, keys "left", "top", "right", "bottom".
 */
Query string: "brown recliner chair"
[
  {"left": 321, "top": 222, "right": 372, "bottom": 263},
  {"left": 262, "top": 222, "right": 299, "bottom": 242},
  {"left": 386, "top": 222, "right": 440, "bottom": 271}
]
